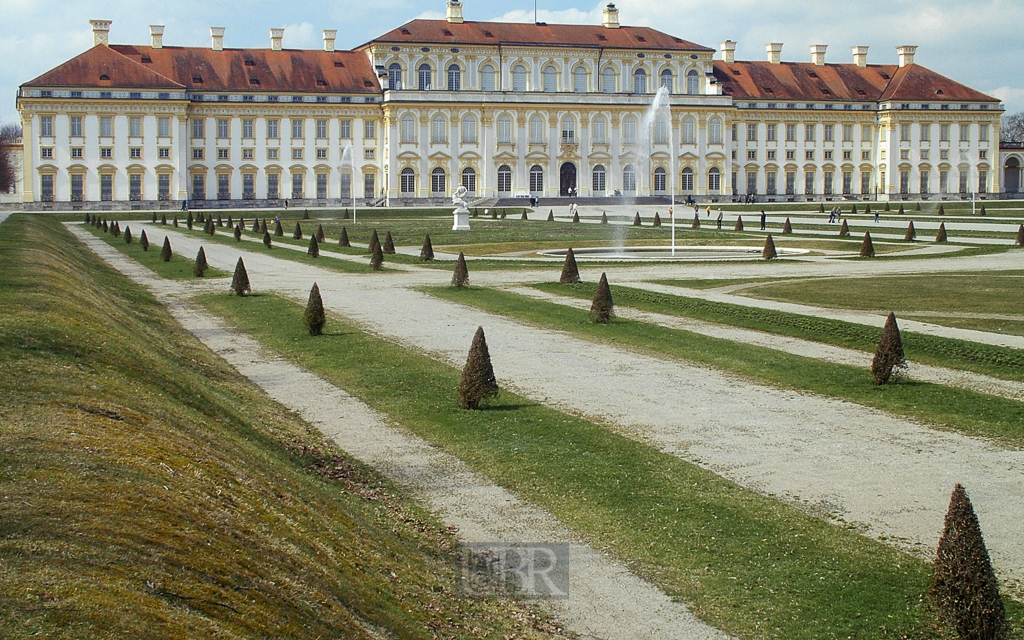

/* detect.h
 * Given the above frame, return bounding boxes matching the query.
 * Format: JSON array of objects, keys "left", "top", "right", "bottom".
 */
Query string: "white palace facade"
[{"left": 15, "top": 1, "right": 1010, "bottom": 208}]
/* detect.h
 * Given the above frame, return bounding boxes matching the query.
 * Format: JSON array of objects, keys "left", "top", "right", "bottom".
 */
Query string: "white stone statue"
[
  {"left": 451, "top": 185, "right": 470, "bottom": 231},
  {"left": 452, "top": 185, "right": 469, "bottom": 210}
]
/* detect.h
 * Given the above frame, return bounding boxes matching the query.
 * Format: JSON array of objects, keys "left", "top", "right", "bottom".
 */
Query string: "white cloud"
[
  {"left": 282, "top": 22, "right": 318, "bottom": 49},
  {"left": 989, "top": 87, "right": 1024, "bottom": 116}
]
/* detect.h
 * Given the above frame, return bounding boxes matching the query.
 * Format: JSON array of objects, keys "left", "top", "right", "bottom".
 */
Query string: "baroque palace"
[{"left": 14, "top": 0, "right": 1011, "bottom": 208}]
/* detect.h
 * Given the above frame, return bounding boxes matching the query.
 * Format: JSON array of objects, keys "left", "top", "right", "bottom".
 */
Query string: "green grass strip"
[
  {"left": 547, "top": 281, "right": 1024, "bottom": 383},
  {"left": 198, "top": 290, "right": 1024, "bottom": 639},
  {"left": 79, "top": 222, "right": 226, "bottom": 279}
]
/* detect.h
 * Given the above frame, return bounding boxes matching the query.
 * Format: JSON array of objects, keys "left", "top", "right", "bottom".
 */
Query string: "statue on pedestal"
[{"left": 452, "top": 185, "right": 470, "bottom": 231}]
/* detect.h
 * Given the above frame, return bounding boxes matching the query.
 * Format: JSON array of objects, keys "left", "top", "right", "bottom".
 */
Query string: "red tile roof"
[
  {"left": 879, "top": 63, "right": 996, "bottom": 102},
  {"left": 370, "top": 19, "right": 713, "bottom": 52},
  {"left": 24, "top": 44, "right": 182, "bottom": 89}
]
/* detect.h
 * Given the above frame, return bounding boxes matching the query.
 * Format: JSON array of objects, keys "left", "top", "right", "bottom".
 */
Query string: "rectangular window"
[
  {"left": 267, "top": 148, "right": 279, "bottom": 160},
  {"left": 100, "top": 116, "right": 113, "bottom": 137},
  {"left": 40, "top": 147, "right": 53, "bottom": 159},
  {"left": 100, "top": 174, "right": 113, "bottom": 201},
  {"left": 71, "top": 147, "right": 83, "bottom": 159},
  {"left": 940, "top": 124, "right": 950, "bottom": 141},
  {"left": 340, "top": 119, "right": 352, "bottom": 139},
  {"left": 842, "top": 124, "right": 853, "bottom": 142},
  {"left": 192, "top": 119, "right": 204, "bottom": 138},
  {"left": 497, "top": 117, "right": 511, "bottom": 144},
  {"left": 218, "top": 174, "right": 230, "bottom": 200},
  {"left": 746, "top": 171, "right": 757, "bottom": 194},
  {"left": 158, "top": 174, "right": 171, "bottom": 200},
  {"left": 959, "top": 123, "right": 970, "bottom": 142},
  {"left": 767, "top": 150, "right": 776, "bottom": 160},
  {"left": 130, "top": 116, "right": 142, "bottom": 137},
  {"left": 158, "top": 117, "right": 171, "bottom": 137},
  {"left": 920, "top": 149, "right": 929, "bottom": 160},
  {"left": 940, "top": 149, "right": 949, "bottom": 160},
  {"left": 242, "top": 119, "right": 254, "bottom": 138},
  {"left": 766, "top": 124, "right": 777, "bottom": 142},
  {"left": 959, "top": 170, "right": 969, "bottom": 193},
  {"left": 216, "top": 118, "right": 229, "bottom": 139},
  {"left": 100, "top": 147, "right": 112, "bottom": 159},
  {"left": 292, "top": 148, "right": 303, "bottom": 160},
  {"left": 192, "top": 173, "right": 205, "bottom": 200},
  {"left": 291, "top": 172, "right": 304, "bottom": 199},
  {"left": 593, "top": 167, "right": 606, "bottom": 192},
  {"left": 317, "top": 173, "right": 328, "bottom": 199},
  {"left": 900, "top": 149, "right": 910, "bottom": 160},
  {"left": 747, "top": 123, "right": 757, "bottom": 142},
  {"left": 861, "top": 124, "right": 871, "bottom": 140},
  {"left": 805, "top": 124, "right": 815, "bottom": 142},
  {"left": 364, "top": 120, "right": 376, "bottom": 138},
  {"left": 242, "top": 148, "right": 254, "bottom": 160},
  {"left": 785, "top": 123, "right": 796, "bottom": 141},
  {"left": 130, "top": 147, "right": 142, "bottom": 159},
  {"left": 291, "top": 118, "right": 304, "bottom": 138},
  {"left": 979, "top": 149, "right": 987, "bottom": 160},
  {"left": 920, "top": 124, "right": 930, "bottom": 142},
  {"left": 979, "top": 124, "right": 989, "bottom": 142},
  {"left": 593, "top": 119, "right": 608, "bottom": 144},
  {"left": 900, "top": 170, "right": 910, "bottom": 194},
  {"left": 364, "top": 148, "right": 374, "bottom": 160},
  {"left": 70, "top": 174, "right": 83, "bottom": 201},
  {"left": 40, "top": 116, "right": 53, "bottom": 137},
  {"left": 766, "top": 171, "right": 777, "bottom": 195},
  {"left": 192, "top": 148, "right": 204, "bottom": 160},
  {"left": 978, "top": 170, "right": 987, "bottom": 193},
  {"left": 805, "top": 150, "right": 814, "bottom": 160},
  {"left": 824, "top": 171, "right": 834, "bottom": 195},
  {"left": 341, "top": 172, "right": 352, "bottom": 199},
  {"left": 364, "top": 172, "right": 375, "bottom": 199},
  {"left": 920, "top": 170, "right": 930, "bottom": 194},
  {"left": 158, "top": 147, "right": 170, "bottom": 159},
  {"left": 243, "top": 174, "right": 255, "bottom": 199},
  {"left": 747, "top": 150, "right": 757, "bottom": 161},
  {"left": 785, "top": 150, "right": 795, "bottom": 160},
  {"left": 267, "top": 173, "right": 279, "bottom": 199},
  {"left": 842, "top": 171, "right": 852, "bottom": 194},
  {"left": 316, "top": 148, "right": 327, "bottom": 159},
  {"left": 70, "top": 116, "right": 83, "bottom": 137},
  {"left": 267, "top": 119, "right": 279, "bottom": 139},
  {"left": 899, "top": 123, "right": 910, "bottom": 142},
  {"left": 805, "top": 171, "right": 815, "bottom": 194},
  {"left": 862, "top": 150, "right": 871, "bottom": 161},
  {"left": 785, "top": 171, "right": 795, "bottom": 195},
  {"left": 731, "top": 124, "right": 737, "bottom": 142},
  {"left": 708, "top": 170, "right": 720, "bottom": 191},
  {"left": 217, "top": 148, "right": 229, "bottom": 160},
  {"left": 824, "top": 124, "right": 834, "bottom": 142},
  {"left": 824, "top": 150, "right": 833, "bottom": 160},
  {"left": 861, "top": 171, "right": 871, "bottom": 194},
  {"left": 842, "top": 150, "right": 852, "bottom": 161},
  {"left": 316, "top": 119, "right": 328, "bottom": 139},
  {"left": 129, "top": 173, "right": 142, "bottom": 200},
  {"left": 940, "top": 170, "right": 949, "bottom": 193}
]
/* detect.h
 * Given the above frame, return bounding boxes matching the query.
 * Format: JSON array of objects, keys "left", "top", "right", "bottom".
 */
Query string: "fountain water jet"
[
  {"left": 341, "top": 144, "right": 356, "bottom": 223},
  {"left": 640, "top": 86, "right": 677, "bottom": 255}
]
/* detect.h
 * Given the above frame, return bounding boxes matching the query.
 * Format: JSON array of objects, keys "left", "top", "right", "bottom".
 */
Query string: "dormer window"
[
  {"left": 400, "top": 28, "right": 411, "bottom": 35},
  {"left": 821, "top": 88, "right": 831, "bottom": 95},
  {"left": 334, "top": 61, "right": 344, "bottom": 67},
  {"left": 731, "top": 69, "right": 741, "bottom": 76},
  {"left": 807, "top": 71, "right": 818, "bottom": 78},
  {"left": 99, "top": 74, "right": 110, "bottom": 81},
  {"left": 636, "top": 36, "right": 646, "bottom": 42},
  {"left": 596, "top": 34, "right": 607, "bottom": 41},
  {"left": 192, "top": 75, "right": 204, "bottom": 84},
  {"left": 443, "top": 29, "right": 453, "bottom": 36},
  {"left": 880, "top": 72, "right": 890, "bottom": 79},
  {"left": 856, "top": 89, "right": 866, "bottom": 95},
  {"left": 244, "top": 59, "right": 255, "bottom": 66},
  {"left": 141, "top": 55, "right": 152, "bottom": 63},
  {"left": 249, "top": 77, "right": 260, "bottom": 85},
  {"left": 483, "top": 31, "right": 494, "bottom": 37},
  {"left": 935, "top": 89, "right": 944, "bottom": 95}
]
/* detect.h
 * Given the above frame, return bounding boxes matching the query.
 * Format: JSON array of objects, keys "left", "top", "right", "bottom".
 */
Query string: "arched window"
[
  {"left": 654, "top": 115, "right": 668, "bottom": 144},
  {"left": 400, "top": 167, "right": 415, "bottom": 193},
  {"left": 709, "top": 117, "right": 722, "bottom": 144},
  {"left": 431, "top": 114, "right": 447, "bottom": 143},
  {"left": 623, "top": 115, "right": 637, "bottom": 144},
  {"left": 497, "top": 164, "right": 512, "bottom": 194},
  {"left": 602, "top": 67, "right": 615, "bottom": 93},
  {"left": 592, "top": 115, "right": 607, "bottom": 143},
  {"left": 561, "top": 116, "right": 576, "bottom": 144},
  {"left": 543, "top": 65, "right": 557, "bottom": 92},
  {"left": 654, "top": 167, "right": 667, "bottom": 193},
  {"left": 708, "top": 166, "right": 721, "bottom": 191},
  {"left": 573, "top": 67, "right": 587, "bottom": 93},
  {"left": 497, "top": 115, "right": 513, "bottom": 143},
  {"left": 592, "top": 164, "right": 606, "bottom": 193},
  {"left": 461, "top": 167, "right": 476, "bottom": 193},
  {"left": 480, "top": 65, "right": 495, "bottom": 91},
  {"left": 681, "top": 167, "right": 694, "bottom": 191},
  {"left": 687, "top": 69, "right": 700, "bottom": 95},
  {"left": 388, "top": 63, "right": 402, "bottom": 90},
  {"left": 633, "top": 68, "right": 647, "bottom": 94},
  {"left": 447, "top": 64, "right": 461, "bottom": 91},
  {"left": 682, "top": 116, "right": 696, "bottom": 144},
  {"left": 529, "top": 115, "right": 545, "bottom": 144},
  {"left": 418, "top": 63, "right": 432, "bottom": 90},
  {"left": 660, "top": 69, "right": 673, "bottom": 93},
  {"left": 400, "top": 114, "right": 416, "bottom": 143},
  {"left": 461, "top": 115, "right": 477, "bottom": 144},
  {"left": 529, "top": 165, "right": 544, "bottom": 193},
  {"left": 512, "top": 64, "right": 527, "bottom": 92},
  {"left": 623, "top": 165, "right": 637, "bottom": 193},
  {"left": 431, "top": 167, "right": 446, "bottom": 194}
]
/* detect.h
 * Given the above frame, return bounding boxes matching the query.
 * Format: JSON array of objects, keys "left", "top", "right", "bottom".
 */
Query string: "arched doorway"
[
  {"left": 560, "top": 162, "right": 577, "bottom": 197},
  {"left": 1005, "top": 157, "right": 1021, "bottom": 193}
]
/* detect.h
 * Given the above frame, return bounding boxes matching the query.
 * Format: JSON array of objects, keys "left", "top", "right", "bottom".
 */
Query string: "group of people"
[{"left": 826, "top": 206, "right": 844, "bottom": 223}]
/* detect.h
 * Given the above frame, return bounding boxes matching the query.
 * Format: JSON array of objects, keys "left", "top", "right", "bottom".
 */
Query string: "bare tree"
[
  {"left": 1000, "top": 111, "right": 1024, "bottom": 143},
  {"left": 0, "top": 123, "right": 22, "bottom": 195}
]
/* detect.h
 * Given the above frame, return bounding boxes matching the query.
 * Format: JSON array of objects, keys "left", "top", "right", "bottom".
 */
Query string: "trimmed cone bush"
[
  {"left": 936, "top": 222, "right": 948, "bottom": 243},
  {"left": 263, "top": 230, "right": 273, "bottom": 248},
  {"left": 930, "top": 484, "right": 1007, "bottom": 640},
  {"left": 160, "top": 237, "right": 172, "bottom": 262},
  {"left": 451, "top": 252, "right": 469, "bottom": 287},
  {"left": 368, "top": 229, "right": 381, "bottom": 254},
  {"left": 884, "top": 201, "right": 891, "bottom": 212},
  {"left": 762, "top": 234, "right": 778, "bottom": 260},
  {"left": 186, "top": 212, "right": 194, "bottom": 230},
  {"left": 140, "top": 230, "right": 149, "bottom": 251},
  {"left": 234, "top": 224, "right": 242, "bottom": 241},
  {"left": 653, "top": 212, "right": 661, "bottom": 227},
  {"left": 839, "top": 219, "right": 850, "bottom": 236},
  {"left": 161, "top": 213, "right": 167, "bottom": 225},
  {"left": 572, "top": 211, "right": 580, "bottom": 223},
  {"left": 383, "top": 231, "right": 396, "bottom": 254},
  {"left": 634, "top": 212, "right": 643, "bottom": 227},
  {"left": 783, "top": 218, "right": 793, "bottom": 234},
  {"left": 898, "top": 204, "right": 905, "bottom": 215},
  {"left": 491, "top": 209, "right": 498, "bottom": 220},
  {"left": 339, "top": 226, "right": 351, "bottom": 247},
  {"left": 342, "top": 209, "right": 350, "bottom": 220},
  {"left": 227, "top": 216, "right": 233, "bottom": 227},
  {"left": 196, "top": 212, "right": 204, "bottom": 224},
  {"left": 938, "top": 204, "right": 946, "bottom": 215},
  {"left": 818, "top": 202, "right": 825, "bottom": 214},
  {"left": 734, "top": 216, "right": 744, "bottom": 232},
  {"left": 547, "top": 210, "right": 555, "bottom": 222},
  {"left": 217, "top": 215, "right": 224, "bottom": 227},
  {"left": 261, "top": 219, "right": 268, "bottom": 235},
  {"left": 102, "top": 220, "right": 108, "bottom": 232},
  {"left": 123, "top": 226, "right": 132, "bottom": 244},
  {"left": 851, "top": 203, "right": 858, "bottom": 215},
  {"left": 871, "top": 311, "right": 906, "bottom": 384},
  {"left": 204, "top": 216, "right": 214, "bottom": 235},
  {"left": 980, "top": 205, "right": 987, "bottom": 216},
  {"left": 231, "top": 257, "right": 251, "bottom": 296},
  {"left": 691, "top": 213, "right": 700, "bottom": 229},
  {"left": 457, "top": 326, "right": 499, "bottom": 410},
  {"left": 303, "top": 283, "right": 326, "bottom": 337},
  {"left": 1015, "top": 224, "right": 1024, "bottom": 247},
  {"left": 419, "top": 234, "right": 434, "bottom": 261},
  {"left": 85, "top": 213, "right": 91, "bottom": 224},
  {"left": 601, "top": 212, "right": 608, "bottom": 224},
  {"left": 864, "top": 204, "right": 871, "bottom": 216},
  {"left": 302, "top": 209, "right": 309, "bottom": 220},
  {"left": 370, "top": 240, "right": 384, "bottom": 271},
  {"left": 905, "top": 221, "right": 917, "bottom": 241},
  {"left": 293, "top": 222, "right": 303, "bottom": 240},
  {"left": 274, "top": 220, "right": 284, "bottom": 237},
  {"left": 521, "top": 210, "right": 528, "bottom": 220},
  {"left": 307, "top": 236, "right": 320, "bottom": 257},
  {"left": 111, "top": 221, "right": 120, "bottom": 237},
  {"left": 559, "top": 248, "right": 581, "bottom": 284},
  {"left": 316, "top": 224, "right": 325, "bottom": 243},
  {"left": 590, "top": 272, "right": 614, "bottom": 323},
  {"left": 860, "top": 231, "right": 875, "bottom": 257},
  {"left": 194, "top": 246, "right": 209, "bottom": 277},
  {"left": 915, "top": 201, "right": 921, "bottom": 211},
  {"left": 173, "top": 217, "right": 179, "bottom": 227}
]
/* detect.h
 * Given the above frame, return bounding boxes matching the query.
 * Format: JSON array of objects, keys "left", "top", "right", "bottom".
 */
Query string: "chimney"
[
  {"left": 602, "top": 2, "right": 620, "bottom": 29},
  {"left": 150, "top": 25, "right": 164, "bottom": 49},
  {"left": 852, "top": 45, "right": 869, "bottom": 68},
  {"left": 446, "top": 0, "right": 465, "bottom": 24},
  {"left": 210, "top": 27, "right": 225, "bottom": 51},
  {"left": 810, "top": 44, "right": 827, "bottom": 66},
  {"left": 270, "top": 28, "right": 285, "bottom": 51},
  {"left": 90, "top": 19, "right": 112, "bottom": 46},
  {"left": 766, "top": 42, "right": 783, "bottom": 65},
  {"left": 720, "top": 40, "right": 736, "bottom": 64},
  {"left": 897, "top": 45, "right": 917, "bottom": 67},
  {"left": 323, "top": 29, "right": 337, "bottom": 52}
]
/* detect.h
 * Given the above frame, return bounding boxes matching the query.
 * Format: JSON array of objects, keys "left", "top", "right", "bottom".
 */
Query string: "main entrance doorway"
[{"left": 560, "top": 162, "right": 577, "bottom": 197}]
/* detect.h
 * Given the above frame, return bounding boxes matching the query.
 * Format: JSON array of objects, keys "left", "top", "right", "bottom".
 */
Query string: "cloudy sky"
[{"left": 3, "top": 0, "right": 1022, "bottom": 127}]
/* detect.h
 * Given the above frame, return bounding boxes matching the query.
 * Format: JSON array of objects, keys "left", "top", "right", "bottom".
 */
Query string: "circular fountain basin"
[{"left": 538, "top": 245, "right": 809, "bottom": 261}]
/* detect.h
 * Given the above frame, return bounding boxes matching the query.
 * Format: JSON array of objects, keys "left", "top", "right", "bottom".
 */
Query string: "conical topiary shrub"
[
  {"left": 898, "top": 203, "right": 905, "bottom": 215},
  {"left": 915, "top": 201, "right": 921, "bottom": 211},
  {"left": 491, "top": 209, "right": 498, "bottom": 220},
  {"left": 160, "top": 236, "right": 172, "bottom": 262},
  {"left": 234, "top": 224, "right": 242, "bottom": 241},
  {"left": 186, "top": 212, "right": 194, "bottom": 230},
  {"left": 342, "top": 208, "right": 350, "bottom": 220},
  {"left": 980, "top": 205, "right": 987, "bottom": 216},
  {"left": 572, "top": 211, "right": 580, "bottom": 223},
  {"left": 228, "top": 216, "right": 234, "bottom": 227},
  {"left": 217, "top": 215, "right": 224, "bottom": 227},
  {"left": 196, "top": 212, "right": 204, "bottom": 224},
  {"left": 936, "top": 222, "right": 948, "bottom": 243},
  {"left": 905, "top": 221, "right": 917, "bottom": 241},
  {"left": 734, "top": 216, "right": 744, "bottom": 232},
  {"left": 818, "top": 202, "right": 825, "bottom": 214},
  {"left": 691, "top": 213, "right": 700, "bottom": 229},
  {"left": 150, "top": 212, "right": 155, "bottom": 223},
  {"left": 368, "top": 229, "right": 380, "bottom": 254},
  {"left": 884, "top": 201, "right": 891, "bottom": 212},
  {"left": 864, "top": 204, "right": 871, "bottom": 216},
  {"left": 123, "top": 226, "right": 132, "bottom": 244},
  {"left": 930, "top": 484, "right": 1007, "bottom": 640},
  {"left": 102, "top": 220, "right": 109, "bottom": 233},
  {"left": 140, "top": 230, "right": 149, "bottom": 251},
  {"left": 634, "top": 212, "right": 643, "bottom": 227},
  {"left": 293, "top": 222, "right": 303, "bottom": 240},
  {"left": 205, "top": 216, "right": 215, "bottom": 235},
  {"left": 1015, "top": 224, "right": 1024, "bottom": 247},
  {"left": 339, "top": 226, "right": 350, "bottom": 247},
  {"left": 851, "top": 203, "right": 858, "bottom": 215},
  {"left": 161, "top": 213, "right": 167, "bottom": 225},
  {"left": 382, "top": 231, "right": 396, "bottom": 254},
  {"left": 783, "top": 217, "right": 793, "bottom": 234},
  {"left": 173, "top": 216, "right": 179, "bottom": 227},
  {"left": 231, "top": 257, "right": 251, "bottom": 296},
  {"left": 871, "top": 311, "right": 906, "bottom": 384},
  {"left": 261, "top": 219, "right": 268, "bottom": 235},
  {"left": 653, "top": 212, "right": 661, "bottom": 227},
  {"left": 194, "top": 246, "right": 209, "bottom": 277},
  {"left": 762, "top": 234, "right": 777, "bottom": 260},
  {"left": 451, "top": 252, "right": 469, "bottom": 287},
  {"left": 601, "top": 211, "right": 608, "bottom": 224},
  {"left": 839, "top": 219, "right": 850, "bottom": 237},
  {"left": 275, "top": 219, "right": 284, "bottom": 237},
  {"left": 370, "top": 239, "right": 384, "bottom": 271},
  {"left": 547, "top": 209, "right": 555, "bottom": 222},
  {"left": 457, "top": 326, "right": 499, "bottom": 410},
  {"left": 938, "top": 204, "right": 946, "bottom": 215},
  {"left": 559, "top": 248, "right": 581, "bottom": 284},
  {"left": 263, "top": 230, "right": 273, "bottom": 248},
  {"left": 111, "top": 221, "right": 120, "bottom": 237},
  {"left": 419, "top": 234, "right": 434, "bottom": 261},
  {"left": 860, "top": 231, "right": 875, "bottom": 257},
  {"left": 308, "top": 236, "right": 320, "bottom": 257},
  {"left": 590, "top": 272, "right": 614, "bottom": 323},
  {"left": 303, "top": 283, "right": 326, "bottom": 337},
  {"left": 521, "top": 210, "right": 528, "bottom": 220},
  {"left": 315, "top": 224, "right": 325, "bottom": 243}
]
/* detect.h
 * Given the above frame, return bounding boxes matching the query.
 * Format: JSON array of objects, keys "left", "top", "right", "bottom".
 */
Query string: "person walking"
[
  {"left": 760, "top": 210, "right": 767, "bottom": 231},
  {"left": 874, "top": 209, "right": 880, "bottom": 223},
  {"left": 716, "top": 209, "right": 723, "bottom": 229}
]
